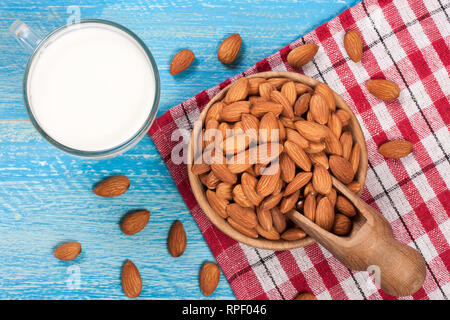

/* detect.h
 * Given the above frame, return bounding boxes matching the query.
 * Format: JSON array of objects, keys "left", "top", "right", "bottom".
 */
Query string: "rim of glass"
[{"left": 23, "top": 19, "right": 161, "bottom": 159}]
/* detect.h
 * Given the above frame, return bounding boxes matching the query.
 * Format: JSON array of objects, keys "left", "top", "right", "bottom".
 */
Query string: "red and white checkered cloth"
[{"left": 149, "top": 0, "right": 450, "bottom": 300}]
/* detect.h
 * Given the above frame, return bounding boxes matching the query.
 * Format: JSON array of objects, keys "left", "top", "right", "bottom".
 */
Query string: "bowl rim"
[{"left": 187, "top": 71, "right": 368, "bottom": 251}]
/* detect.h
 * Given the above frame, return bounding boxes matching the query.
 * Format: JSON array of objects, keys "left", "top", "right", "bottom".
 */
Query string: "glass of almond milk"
[{"left": 11, "top": 19, "right": 160, "bottom": 158}]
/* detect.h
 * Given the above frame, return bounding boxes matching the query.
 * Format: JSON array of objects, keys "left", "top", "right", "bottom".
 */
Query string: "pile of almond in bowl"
[{"left": 191, "top": 75, "right": 362, "bottom": 241}]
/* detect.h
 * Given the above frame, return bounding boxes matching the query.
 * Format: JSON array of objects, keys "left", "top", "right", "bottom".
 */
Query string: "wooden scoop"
[{"left": 286, "top": 177, "right": 426, "bottom": 297}]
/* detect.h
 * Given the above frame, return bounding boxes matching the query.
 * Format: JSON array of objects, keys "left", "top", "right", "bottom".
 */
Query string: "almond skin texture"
[
  {"left": 227, "top": 217, "right": 258, "bottom": 238},
  {"left": 121, "top": 210, "right": 150, "bottom": 235},
  {"left": 121, "top": 260, "right": 142, "bottom": 298},
  {"left": 332, "top": 213, "right": 352, "bottom": 235},
  {"left": 170, "top": 49, "right": 195, "bottom": 75},
  {"left": 315, "top": 83, "right": 336, "bottom": 112},
  {"left": 200, "top": 262, "right": 220, "bottom": 297},
  {"left": 366, "top": 79, "right": 400, "bottom": 101},
  {"left": 221, "top": 101, "right": 250, "bottom": 122},
  {"left": 344, "top": 30, "right": 363, "bottom": 63},
  {"left": 54, "top": 242, "right": 81, "bottom": 261},
  {"left": 224, "top": 77, "right": 249, "bottom": 103},
  {"left": 284, "top": 172, "right": 313, "bottom": 196},
  {"left": 304, "top": 193, "right": 316, "bottom": 221},
  {"left": 287, "top": 44, "right": 319, "bottom": 69},
  {"left": 378, "top": 140, "right": 413, "bottom": 158},
  {"left": 294, "top": 121, "right": 329, "bottom": 142},
  {"left": 218, "top": 33, "right": 241, "bottom": 64},
  {"left": 206, "top": 190, "right": 229, "bottom": 219},
  {"left": 329, "top": 155, "right": 355, "bottom": 184},
  {"left": 281, "top": 228, "right": 307, "bottom": 241},
  {"left": 226, "top": 203, "right": 258, "bottom": 228},
  {"left": 94, "top": 175, "right": 130, "bottom": 197},
  {"left": 315, "top": 197, "right": 334, "bottom": 231},
  {"left": 312, "top": 164, "right": 332, "bottom": 195},
  {"left": 284, "top": 140, "right": 312, "bottom": 171},
  {"left": 168, "top": 220, "right": 187, "bottom": 257},
  {"left": 309, "top": 93, "right": 330, "bottom": 125},
  {"left": 336, "top": 195, "right": 356, "bottom": 217}
]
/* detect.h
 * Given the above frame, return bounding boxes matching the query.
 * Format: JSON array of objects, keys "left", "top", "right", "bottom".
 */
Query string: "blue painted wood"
[{"left": 0, "top": 0, "right": 359, "bottom": 299}]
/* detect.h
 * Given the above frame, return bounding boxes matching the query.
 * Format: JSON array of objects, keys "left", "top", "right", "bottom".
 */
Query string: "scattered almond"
[
  {"left": 378, "top": 140, "right": 413, "bottom": 158},
  {"left": 121, "top": 210, "right": 150, "bottom": 235},
  {"left": 94, "top": 175, "right": 130, "bottom": 197},
  {"left": 121, "top": 260, "right": 142, "bottom": 298},
  {"left": 200, "top": 262, "right": 220, "bottom": 297},
  {"left": 168, "top": 220, "right": 187, "bottom": 257},
  {"left": 54, "top": 241, "right": 81, "bottom": 261},
  {"left": 295, "top": 292, "right": 317, "bottom": 300},
  {"left": 366, "top": 79, "right": 400, "bottom": 101},
  {"left": 287, "top": 44, "right": 319, "bottom": 69},
  {"left": 218, "top": 33, "right": 242, "bottom": 64},
  {"left": 344, "top": 30, "right": 363, "bottom": 63},
  {"left": 170, "top": 49, "right": 195, "bottom": 75}
]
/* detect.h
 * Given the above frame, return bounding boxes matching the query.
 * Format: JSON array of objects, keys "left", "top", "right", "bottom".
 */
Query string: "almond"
[
  {"left": 211, "top": 162, "right": 237, "bottom": 185},
  {"left": 294, "top": 121, "right": 329, "bottom": 142},
  {"left": 328, "top": 188, "right": 337, "bottom": 207},
  {"left": 295, "top": 83, "right": 313, "bottom": 95},
  {"left": 284, "top": 172, "right": 313, "bottom": 196},
  {"left": 121, "top": 260, "right": 142, "bottom": 298},
  {"left": 286, "top": 128, "right": 309, "bottom": 149},
  {"left": 324, "top": 130, "right": 343, "bottom": 156},
  {"left": 309, "top": 93, "right": 330, "bottom": 125},
  {"left": 203, "top": 171, "right": 220, "bottom": 189},
  {"left": 271, "top": 207, "right": 287, "bottom": 233},
  {"left": 329, "top": 155, "right": 355, "bottom": 184},
  {"left": 121, "top": 210, "right": 150, "bottom": 235},
  {"left": 220, "top": 134, "right": 251, "bottom": 154},
  {"left": 255, "top": 224, "right": 280, "bottom": 240},
  {"left": 191, "top": 162, "right": 211, "bottom": 175},
  {"left": 344, "top": 30, "right": 363, "bottom": 63},
  {"left": 261, "top": 192, "right": 283, "bottom": 210},
  {"left": 366, "top": 79, "right": 400, "bottom": 101},
  {"left": 280, "top": 116, "right": 296, "bottom": 129},
  {"left": 168, "top": 220, "right": 187, "bottom": 257},
  {"left": 256, "top": 143, "right": 283, "bottom": 165},
  {"left": 312, "top": 164, "right": 332, "bottom": 195},
  {"left": 280, "top": 190, "right": 300, "bottom": 213},
  {"left": 241, "top": 114, "right": 259, "bottom": 141},
  {"left": 304, "top": 182, "right": 316, "bottom": 196},
  {"left": 295, "top": 292, "right": 317, "bottom": 300},
  {"left": 308, "top": 151, "right": 329, "bottom": 169},
  {"left": 170, "top": 49, "right": 195, "bottom": 75},
  {"left": 270, "top": 90, "right": 294, "bottom": 119},
  {"left": 228, "top": 150, "right": 253, "bottom": 174},
  {"left": 294, "top": 93, "right": 311, "bottom": 116},
  {"left": 257, "top": 207, "right": 273, "bottom": 231},
  {"left": 224, "top": 77, "right": 249, "bottom": 103},
  {"left": 281, "top": 81, "right": 297, "bottom": 106},
  {"left": 315, "top": 83, "right": 336, "bottom": 112},
  {"left": 304, "top": 193, "right": 316, "bottom": 221},
  {"left": 281, "top": 228, "right": 307, "bottom": 241},
  {"left": 248, "top": 77, "right": 266, "bottom": 95},
  {"left": 259, "top": 82, "right": 275, "bottom": 101},
  {"left": 336, "top": 109, "right": 351, "bottom": 126},
  {"left": 332, "top": 213, "right": 352, "bottom": 235},
  {"left": 280, "top": 152, "right": 296, "bottom": 183},
  {"left": 206, "top": 190, "right": 229, "bottom": 219},
  {"left": 217, "top": 33, "right": 241, "bottom": 64},
  {"left": 232, "top": 184, "right": 254, "bottom": 208},
  {"left": 259, "top": 112, "right": 279, "bottom": 143},
  {"left": 315, "top": 197, "right": 334, "bottom": 231},
  {"left": 328, "top": 112, "right": 343, "bottom": 139},
  {"left": 206, "top": 102, "right": 224, "bottom": 123},
  {"left": 304, "top": 141, "right": 325, "bottom": 154},
  {"left": 54, "top": 241, "right": 81, "bottom": 261},
  {"left": 350, "top": 142, "right": 361, "bottom": 174},
  {"left": 216, "top": 183, "right": 233, "bottom": 201},
  {"left": 257, "top": 167, "right": 281, "bottom": 197},
  {"left": 340, "top": 131, "right": 353, "bottom": 160},
  {"left": 251, "top": 101, "right": 283, "bottom": 118},
  {"left": 284, "top": 141, "right": 312, "bottom": 171},
  {"left": 347, "top": 181, "right": 362, "bottom": 194},
  {"left": 268, "top": 77, "right": 289, "bottom": 89},
  {"left": 200, "top": 262, "right": 220, "bottom": 297},
  {"left": 227, "top": 217, "right": 258, "bottom": 238},
  {"left": 336, "top": 195, "right": 356, "bottom": 217},
  {"left": 241, "top": 172, "right": 264, "bottom": 206},
  {"left": 287, "top": 44, "right": 319, "bottom": 68},
  {"left": 278, "top": 119, "right": 286, "bottom": 141},
  {"left": 221, "top": 101, "right": 250, "bottom": 122},
  {"left": 226, "top": 203, "right": 258, "bottom": 228},
  {"left": 378, "top": 140, "right": 413, "bottom": 158},
  {"left": 94, "top": 175, "right": 130, "bottom": 197}
]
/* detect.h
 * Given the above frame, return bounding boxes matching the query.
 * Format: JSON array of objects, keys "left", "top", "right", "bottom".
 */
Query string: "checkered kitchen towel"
[{"left": 149, "top": 0, "right": 450, "bottom": 300}]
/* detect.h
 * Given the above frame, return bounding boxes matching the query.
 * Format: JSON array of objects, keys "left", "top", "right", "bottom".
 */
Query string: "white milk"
[{"left": 27, "top": 23, "right": 156, "bottom": 152}]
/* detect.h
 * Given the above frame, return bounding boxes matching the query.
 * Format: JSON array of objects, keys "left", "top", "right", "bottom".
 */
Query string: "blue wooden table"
[{"left": 0, "top": 0, "right": 359, "bottom": 299}]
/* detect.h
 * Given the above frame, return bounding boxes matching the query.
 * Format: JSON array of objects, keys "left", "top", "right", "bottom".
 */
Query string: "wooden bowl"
[{"left": 187, "top": 71, "right": 368, "bottom": 250}]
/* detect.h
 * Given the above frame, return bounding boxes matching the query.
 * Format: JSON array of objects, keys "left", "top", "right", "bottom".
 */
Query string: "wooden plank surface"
[{"left": 0, "top": 0, "right": 359, "bottom": 299}]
